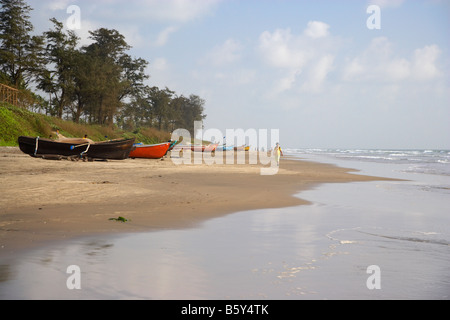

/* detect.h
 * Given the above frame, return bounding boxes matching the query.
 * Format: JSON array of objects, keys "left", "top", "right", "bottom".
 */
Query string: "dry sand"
[{"left": 0, "top": 147, "right": 392, "bottom": 257}]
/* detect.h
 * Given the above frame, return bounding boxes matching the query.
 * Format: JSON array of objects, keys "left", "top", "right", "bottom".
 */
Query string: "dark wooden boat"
[{"left": 18, "top": 136, "right": 136, "bottom": 160}]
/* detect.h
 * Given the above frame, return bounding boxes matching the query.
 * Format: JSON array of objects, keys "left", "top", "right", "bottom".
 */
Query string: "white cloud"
[
  {"left": 46, "top": 0, "right": 220, "bottom": 47},
  {"left": 206, "top": 38, "right": 242, "bottom": 66},
  {"left": 342, "top": 58, "right": 366, "bottom": 81},
  {"left": 411, "top": 45, "right": 442, "bottom": 80},
  {"left": 258, "top": 22, "right": 339, "bottom": 96},
  {"left": 258, "top": 28, "right": 312, "bottom": 69},
  {"left": 386, "top": 58, "right": 411, "bottom": 80},
  {"left": 154, "top": 26, "right": 178, "bottom": 47},
  {"left": 342, "top": 37, "right": 442, "bottom": 83},
  {"left": 49, "top": 0, "right": 221, "bottom": 49},
  {"left": 301, "top": 54, "right": 335, "bottom": 93},
  {"left": 271, "top": 70, "right": 301, "bottom": 95},
  {"left": 304, "top": 21, "right": 330, "bottom": 39}
]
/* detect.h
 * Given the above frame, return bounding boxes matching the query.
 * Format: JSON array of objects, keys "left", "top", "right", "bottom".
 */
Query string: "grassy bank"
[{"left": 0, "top": 102, "right": 171, "bottom": 146}]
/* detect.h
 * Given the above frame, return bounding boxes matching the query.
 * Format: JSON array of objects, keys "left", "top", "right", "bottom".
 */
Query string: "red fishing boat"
[{"left": 129, "top": 142, "right": 171, "bottom": 159}]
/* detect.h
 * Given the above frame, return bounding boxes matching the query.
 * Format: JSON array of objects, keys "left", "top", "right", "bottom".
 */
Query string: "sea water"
[{"left": 0, "top": 149, "right": 449, "bottom": 299}]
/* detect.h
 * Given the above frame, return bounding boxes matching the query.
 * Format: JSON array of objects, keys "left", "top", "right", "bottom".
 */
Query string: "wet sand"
[{"left": 0, "top": 147, "right": 391, "bottom": 258}]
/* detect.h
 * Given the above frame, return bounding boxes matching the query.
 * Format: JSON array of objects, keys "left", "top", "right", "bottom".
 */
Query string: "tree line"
[{"left": 0, "top": 0, "right": 206, "bottom": 135}]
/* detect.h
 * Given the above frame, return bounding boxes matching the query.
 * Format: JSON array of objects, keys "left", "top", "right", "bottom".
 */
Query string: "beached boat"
[
  {"left": 217, "top": 145, "right": 234, "bottom": 151},
  {"left": 18, "top": 136, "right": 135, "bottom": 160},
  {"left": 191, "top": 143, "right": 218, "bottom": 152},
  {"left": 244, "top": 146, "right": 250, "bottom": 151},
  {"left": 129, "top": 142, "right": 171, "bottom": 159},
  {"left": 167, "top": 140, "right": 178, "bottom": 153},
  {"left": 172, "top": 143, "right": 218, "bottom": 154}
]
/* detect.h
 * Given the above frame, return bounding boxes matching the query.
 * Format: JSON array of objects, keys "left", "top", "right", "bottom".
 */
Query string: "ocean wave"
[
  {"left": 357, "top": 230, "right": 450, "bottom": 247},
  {"left": 287, "top": 149, "right": 450, "bottom": 170},
  {"left": 403, "top": 164, "right": 450, "bottom": 177},
  {"left": 326, "top": 227, "right": 450, "bottom": 248}
]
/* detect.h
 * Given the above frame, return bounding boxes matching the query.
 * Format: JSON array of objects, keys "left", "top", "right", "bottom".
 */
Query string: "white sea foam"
[{"left": 286, "top": 148, "right": 450, "bottom": 177}]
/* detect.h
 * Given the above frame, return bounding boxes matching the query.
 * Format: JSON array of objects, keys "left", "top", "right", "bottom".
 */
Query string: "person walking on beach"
[{"left": 274, "top": 142, "right": 283, "bottom": 166}]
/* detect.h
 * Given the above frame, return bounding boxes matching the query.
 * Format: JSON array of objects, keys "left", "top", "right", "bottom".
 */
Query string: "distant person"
[
  {"left": 83, "top": 134, "right": 88, "bottom": 139},
  {"left": 274, "top": 142, "right": 283, "bottom": 166}
]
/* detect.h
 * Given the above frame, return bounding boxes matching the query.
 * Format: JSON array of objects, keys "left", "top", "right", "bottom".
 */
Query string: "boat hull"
[
  {"left": 217, "top": 146, "right": 233, "bottom": 151},
  {"left": 129, "top": 142, "right": 171, "bottom": 159},
  {"left": 191, "top": 143, "right": 218, "bottom": 152},
  {"left": 18, "top": 136, "right": 135, "bottom": 160}
]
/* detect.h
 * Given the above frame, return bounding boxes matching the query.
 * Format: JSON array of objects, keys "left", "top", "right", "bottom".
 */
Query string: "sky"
[{"left": 27, "top": 0, "right": 450, "bottom": 149}]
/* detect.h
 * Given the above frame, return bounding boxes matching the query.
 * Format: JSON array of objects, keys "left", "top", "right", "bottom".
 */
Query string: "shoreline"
[{"left": 0, "top": 147, "right": 394, "bottom": 258}]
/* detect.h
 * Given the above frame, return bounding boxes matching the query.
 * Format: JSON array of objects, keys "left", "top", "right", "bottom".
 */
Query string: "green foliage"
[
  {"left": 0, "top": 102, "right": 50, "bottom": 145},
  {"left": 109, "top": 216, "right": 128, "bottom": 223},
  {"left": 0, "top": 104, "right": 30, "bottom": 145},
  {"left": 0, "top": 0, "right": 44, "bottom": 88},
  {"left": 0, "top": 0, "right": 206, "bottom": 136},
  {"left": 0, "top": 102, "right": 172, "bottom": 146}
]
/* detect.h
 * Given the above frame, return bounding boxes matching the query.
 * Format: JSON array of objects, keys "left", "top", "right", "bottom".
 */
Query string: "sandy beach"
[{"left": 0, "top": 146, "right": 390, "bottom": 258}]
